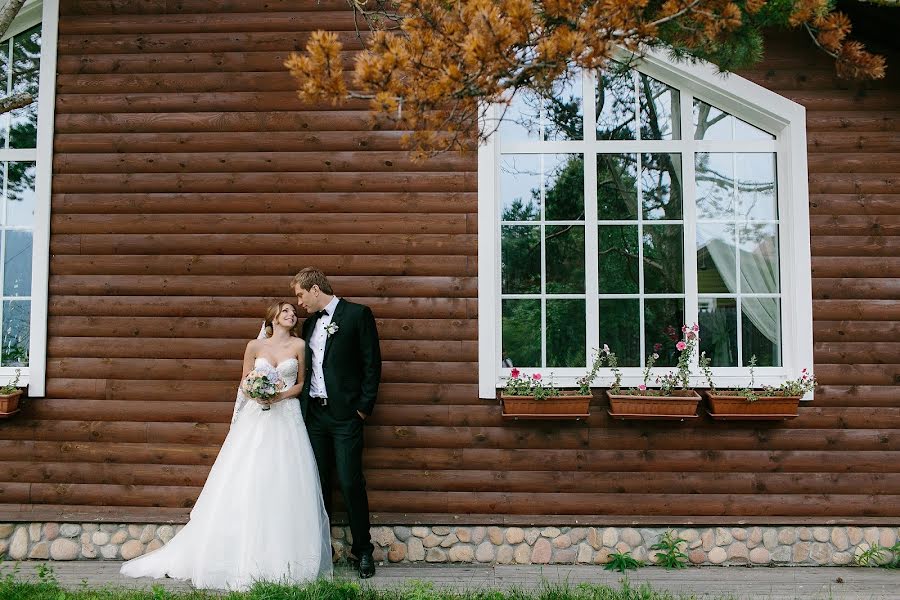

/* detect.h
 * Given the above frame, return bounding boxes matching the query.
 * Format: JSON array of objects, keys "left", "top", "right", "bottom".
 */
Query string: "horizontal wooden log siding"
[{"left": 0, "top": 4, "right": 898, "bottom": 524}]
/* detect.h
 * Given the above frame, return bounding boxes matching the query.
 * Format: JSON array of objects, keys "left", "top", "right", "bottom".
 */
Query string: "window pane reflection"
[
  {"left": 644, "top": 299, "right": 685, "bottom": 368},
  {"left": 3, "top": 230, "right": 32, "bottom": 296},
  {"left": 2, "top": 299, "right": 29, "bottom": 366},
  {"left": 597, "top": 153, "right": 637, "bottom": 220},
  {"left": 596, "top": 68, "right": 636, "bottom": 141},
  {"left": 742, "top": 297, "right": 781, "bottom": 367},
  {"left": 501, "top": 225, "right": 541, "bottom": 294},
  {"left": 639, "top": 74, "right": 680, "bottom": 140},
  {"left": 547, "top": 299, "right": 585, "bottom": 367},
  {"left": 699, "top": 297, "right": 737, "bottom": 367},
  {"left": 502, "top": 299, "right": 540, "bottom": 368},
  {"left": 599, "top": 299, "right": 640, "bottom": 367},
  {"left": 641, "top": 153, "right": 682, "bottom": 220}
]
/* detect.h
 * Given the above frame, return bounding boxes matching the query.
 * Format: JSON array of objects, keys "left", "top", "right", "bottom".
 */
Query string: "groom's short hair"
[{"left": 292, "top": 267, "right": 334, "bottom": 295}]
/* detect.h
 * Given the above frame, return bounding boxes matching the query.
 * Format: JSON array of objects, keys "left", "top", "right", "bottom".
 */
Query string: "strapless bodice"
[{"left": 254, "top": 357, "right": 299, "bottom": 387}]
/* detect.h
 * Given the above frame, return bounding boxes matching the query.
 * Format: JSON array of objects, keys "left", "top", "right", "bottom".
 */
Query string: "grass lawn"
[{"left": 0, "top": 564, "right": 715, "bottom": 600}]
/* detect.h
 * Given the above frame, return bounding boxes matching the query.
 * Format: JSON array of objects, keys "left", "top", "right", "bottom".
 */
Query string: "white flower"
[{"left": 324, "top": 322, "right": 339, "bottom": 337}]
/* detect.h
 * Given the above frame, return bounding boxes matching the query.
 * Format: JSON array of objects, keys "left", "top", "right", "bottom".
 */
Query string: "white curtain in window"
[{"left": 705, "top": 238, "right": 779, "bottom": 348}]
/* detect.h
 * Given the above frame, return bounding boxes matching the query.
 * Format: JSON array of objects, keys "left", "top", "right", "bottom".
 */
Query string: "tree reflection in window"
[
  {"left": 498, "top": 68, "right": 782, "bottom": 372},
  {"left": 0, "top": 23, "right": 41, "bottom": 368}
]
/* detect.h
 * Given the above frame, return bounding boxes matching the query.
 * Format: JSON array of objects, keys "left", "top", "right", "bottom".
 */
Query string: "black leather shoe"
[{"left": 358, "top": 551, "right": 375, "bottom": 579}]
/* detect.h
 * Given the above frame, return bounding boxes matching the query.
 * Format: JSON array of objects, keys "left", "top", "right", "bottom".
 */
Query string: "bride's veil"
[{"left": 230, "top": 321, "right": 269, "bottom": 424}]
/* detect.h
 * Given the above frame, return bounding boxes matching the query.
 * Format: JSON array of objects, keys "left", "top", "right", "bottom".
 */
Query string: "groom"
[{"left": 292, "top": 267, "right": 381, "bottom": 579}]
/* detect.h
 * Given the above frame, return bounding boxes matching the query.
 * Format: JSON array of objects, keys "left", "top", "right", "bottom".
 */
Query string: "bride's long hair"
[{"left": 263, "top": 300, "right": 301, "bottom": 338}]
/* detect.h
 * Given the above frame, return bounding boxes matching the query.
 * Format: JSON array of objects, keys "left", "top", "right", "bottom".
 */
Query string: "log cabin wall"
[{"left": 0, "top": 1, "right": 897, "bottom": 525}]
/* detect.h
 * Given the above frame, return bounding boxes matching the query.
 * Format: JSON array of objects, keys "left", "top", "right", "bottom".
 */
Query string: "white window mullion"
[
  {"left": 584, "top": 72, "right": 600, "bottom": 367},
  {"left": 680, "top": 91, "right": 700, "bottom": 369},
  {"left": 539, "top": 154, "right": 547, "bottom": 368},
  {"left": 636, "top": 152, "right": 645, "bottom": 366}
]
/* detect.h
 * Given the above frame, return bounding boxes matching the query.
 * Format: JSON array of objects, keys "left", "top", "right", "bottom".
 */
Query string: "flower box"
[
  {"left": 705, "top": 391, "right": 801, "bottom": 420},
  {"left": 0, "top": 389, "right": 23, "bottom": 418},
  {"left": 606, "top": 389, "right": 701, "bottom": 420},
  {"left": 501, "top": 391, "right": 591, "bottom": 420}
]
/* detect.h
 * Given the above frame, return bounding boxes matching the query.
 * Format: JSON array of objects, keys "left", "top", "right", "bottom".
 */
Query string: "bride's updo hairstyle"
[{"left": 263, "top": 300, "right": 301, "bottom": 338}]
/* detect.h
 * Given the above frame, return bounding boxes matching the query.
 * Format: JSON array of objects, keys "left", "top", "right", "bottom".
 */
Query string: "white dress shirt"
[{"left": 309, "top": 296, "right": 340, "bottom": 399}]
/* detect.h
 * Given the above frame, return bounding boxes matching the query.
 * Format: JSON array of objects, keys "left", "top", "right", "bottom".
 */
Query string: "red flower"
[
  {"left": 676, "top": 341, "right": 687, "bottom": 351},
  {"left": 653, "top": 343, "right": 662, "bottom": 352},
  {"left": 510, "top": 368, "right": 520, "bottom": 378},
  {"left": 532, "top": 373, "right": 542, "bottom": 381}
]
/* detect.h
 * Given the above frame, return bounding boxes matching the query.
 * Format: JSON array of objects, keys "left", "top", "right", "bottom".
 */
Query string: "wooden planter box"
[
  {"left": 705, "top": 391, "right": 801, "bottom": 420},
  {"left": 0, "top": 390, "right": 22, "bottom": 418},
  {"left": 501, "top": 391, "right": 591, "bottom": 420},
  {"left": 606, "top": 389, "right": 701, "bottom": 420}
]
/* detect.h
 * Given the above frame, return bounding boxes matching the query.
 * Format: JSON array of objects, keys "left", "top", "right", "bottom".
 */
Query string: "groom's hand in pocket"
[{"left": 356, "top": 410, "right": 367, "bottom": 420}]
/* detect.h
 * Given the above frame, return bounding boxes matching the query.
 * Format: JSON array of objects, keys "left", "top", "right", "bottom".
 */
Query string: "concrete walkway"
[{"left": 2, "top": 561, "right": 898, "bottom": 599}]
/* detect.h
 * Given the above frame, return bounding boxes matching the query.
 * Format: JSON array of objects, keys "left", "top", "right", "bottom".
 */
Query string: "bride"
[{"left": 120, "top": 301, "right": 333, "bottom": 590}]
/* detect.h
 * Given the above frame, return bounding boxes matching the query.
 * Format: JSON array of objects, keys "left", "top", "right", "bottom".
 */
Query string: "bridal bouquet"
[{"left": 242, "top": 365, "right": 285, "bottom": 411}]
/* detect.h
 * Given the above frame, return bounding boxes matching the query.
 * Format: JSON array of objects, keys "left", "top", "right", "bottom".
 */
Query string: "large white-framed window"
[
  {"left": 478, "top": 50, "right": 813, "bottom": 397},
  {"left": 0, "top": 0, "right": 58, "bottom": 396}
]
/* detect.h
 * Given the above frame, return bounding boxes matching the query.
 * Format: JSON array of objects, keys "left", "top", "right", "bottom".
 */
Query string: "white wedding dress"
[{"left": 120, "top": 358, "right": 332, "bottom": 590}]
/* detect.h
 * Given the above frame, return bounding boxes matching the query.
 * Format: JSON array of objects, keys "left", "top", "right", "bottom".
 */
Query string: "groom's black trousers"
[{"left": 306, "top": 403, "right": 374, "bottom": 557}]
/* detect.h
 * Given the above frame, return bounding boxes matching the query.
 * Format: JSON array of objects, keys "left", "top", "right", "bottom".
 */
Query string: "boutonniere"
[{"left": 324, "top": 322, "right": 339, "bottom": 337}]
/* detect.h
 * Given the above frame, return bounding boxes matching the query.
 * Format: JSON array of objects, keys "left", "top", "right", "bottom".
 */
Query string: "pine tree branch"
[
  {"left": 0, "top": 91, "right": 32, "bottom": 114},
  {"left": 0, "top": 0, "right": 27, "bottom": 41}
]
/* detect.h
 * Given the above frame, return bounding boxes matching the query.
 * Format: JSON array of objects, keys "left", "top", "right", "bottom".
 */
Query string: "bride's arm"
[{"left": 270, "top": 340, "right": 304, "bottom": 403}]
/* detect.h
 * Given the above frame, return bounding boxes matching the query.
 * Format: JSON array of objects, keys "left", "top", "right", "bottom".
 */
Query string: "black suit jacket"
[{"left": 300, "top": 298, "right": 382, "bottom": 421}]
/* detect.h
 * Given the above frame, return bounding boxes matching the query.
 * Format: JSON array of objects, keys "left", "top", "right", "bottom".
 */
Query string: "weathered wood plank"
[
  {"left": 52, "top": 172, "right": 478, "bottom": 194},
  {"left": 49, "top": 296, "right": 475, "bottom": 319},
  {"left": 53, "top": 151, "right": 474, "bottom": 174},
  {"left": 47, "top": 337, "right": 479, "bottom": 362},
  {"left": 58, "top": 12, "right": 364, "bottom": 35},
  {"left": 51, "top": 234, "right": 478, "bottom": 256},
  {"left": 48, "top": 275, "right": 477, "bottom": 298},
  {"left": 52, "top": 192, "right": 478, "bottom": 214},
  {"left": 48, "top": 316, "right": 478, "bottom": 340},
  {"left": 57, "top": 31, "right": 370, "bottom": 55},
  {"left": 50, "top": 213, "right": 469, "bottom": 234}
]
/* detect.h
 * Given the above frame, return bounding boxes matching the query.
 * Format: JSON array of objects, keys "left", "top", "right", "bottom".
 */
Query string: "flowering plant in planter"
[
  {"left": 700, "top": 354, "right": 816, "bottom": 419},
  {"left": 608, "top": 324, "right": 700, "bottom": 397},
  {"left": 0, "top": 368, "right": 24, "bottom": 417},
  {"left": 605, "top": 324, "right": 702, "bottom": 419},
  {"left": 500, "top": 364, "right": 593, "bottom": 418},
  {"left": 503, "top": 369, "right": 560, "bottom": 399}
]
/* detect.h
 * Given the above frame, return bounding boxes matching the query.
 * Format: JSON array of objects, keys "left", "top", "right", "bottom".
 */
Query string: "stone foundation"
[{"left": 1, "top": 523, "right": 898, "bottom": 566}]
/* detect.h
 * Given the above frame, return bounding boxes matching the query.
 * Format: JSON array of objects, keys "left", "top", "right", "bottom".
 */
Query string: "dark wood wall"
[{"left": 0, "top": 2, "right": 897, "bottom": 524}]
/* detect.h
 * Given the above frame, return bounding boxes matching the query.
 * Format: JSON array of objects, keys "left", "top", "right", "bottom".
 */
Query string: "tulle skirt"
[{"left": 120, "top": 398, "right": 333, "bottom": 591}]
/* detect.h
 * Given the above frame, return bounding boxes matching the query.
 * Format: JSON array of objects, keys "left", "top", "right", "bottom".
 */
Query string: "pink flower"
[
  {"left": 802, "top": 368, "right": 808, "bottom": 373},
  {"left": 510, "top": 368, "right": 520, "bottom": 378},
  {"left": 681, "top": 325, "right": 688, "bottom": 333},
  {"left": 638, "top": 384, "right": 647, "bottom": 390},
  {"left": 653, "top": 343, "right": 662, "bottom": 352},
  {"left": 692, "top": 323, "right": 700, "bottom": 332},
  {"left": 676, "top": 341, "right": 687, "bottom": 351},
  {"left": 686, "top": 331, "right": 696, "bottom": 340},
  {"left": 532, "top": 373, "right": 542, "bottom": 381}
]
